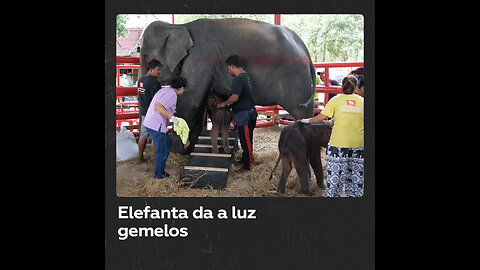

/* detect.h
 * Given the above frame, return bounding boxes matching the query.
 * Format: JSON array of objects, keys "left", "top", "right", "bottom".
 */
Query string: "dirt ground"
[{"left": 116, "top": 125, "right": 329, "bottom": 197}]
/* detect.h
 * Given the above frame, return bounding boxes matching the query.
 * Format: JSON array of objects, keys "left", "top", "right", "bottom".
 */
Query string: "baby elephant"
[
  {"left": 207, "top": 92, "right": 233, "bottom": 153},
  {"left": 269, "top": 121, "right": 332, "bottom": 194}
]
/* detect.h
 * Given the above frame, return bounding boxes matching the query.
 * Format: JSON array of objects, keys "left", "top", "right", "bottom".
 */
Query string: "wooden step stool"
[{"left": 179, "top": 130, "right": 238, "bottom": 189}]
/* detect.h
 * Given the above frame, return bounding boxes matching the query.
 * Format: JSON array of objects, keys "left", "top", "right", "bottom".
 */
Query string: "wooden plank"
[
  {"left": 188, "top": 155, "right": 231, "bottom": 168},
  {"left": 192, "top": 147, "right": 232, "bottom": 154},
  {"left": 200, "top": 130, "right": 238, "bottom": 138},
  {"left": 183, "top": 166, "right": 229, "bottom": 172},
  {"left": 194, "top": 144, "right": 213, "bottom": 148},
  {"left": 198, "top": 136, "right": 236, "bottom": 141},
  {"left": 116, "top": 124, "right": 139, "bottom": 131},
  {"left": 191, "top": 152, "right": 231, "bottom": 158},
  {"left": 196, "top": 139, "right": 237, "bottom": 147},
  {"left": 180, "top": 170, "right": 229, "bottom": 189}
]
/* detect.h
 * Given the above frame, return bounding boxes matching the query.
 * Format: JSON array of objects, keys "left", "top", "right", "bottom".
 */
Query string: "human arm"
[
  {"left": 217, "top": 94, "right": 239, "bottom": 108},
  {"left": 301, "top": 97, "right": 336, "bottom": 123},
  {"left": 155, "top": 102, "right": 178, "bottom": 124},
  {"left": 299, "top": 97, "right": 335, "bottom": 123},
  {"left": 300, "top": 113, "right": 329, "bottom": 123},
  {"left": 218, "top": 75, "right": 244, "bottom": 108}
]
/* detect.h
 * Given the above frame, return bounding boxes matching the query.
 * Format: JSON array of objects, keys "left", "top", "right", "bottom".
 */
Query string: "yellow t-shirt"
[{"left": 321, "top": 94, "right": 364, "bottom": 148}]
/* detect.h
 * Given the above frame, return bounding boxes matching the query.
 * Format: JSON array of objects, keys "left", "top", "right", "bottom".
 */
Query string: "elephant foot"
[
  {"left": 277, "top": 183, "right": 286, "bottom": 193},
  {"left": 300, "top": 187, "right": 313, "bottom": 196},
  {"left": 317, "top": 182, "right": 325, "bottom": 189},
  {"left": 211, "top": 146, "right": 218, "bottom": 153},
  {"left": 223, "top": 145, "right": 231, "bottom": 154},
  {"left": 301, "top": 188, "right": 312, "bottom": 196}
]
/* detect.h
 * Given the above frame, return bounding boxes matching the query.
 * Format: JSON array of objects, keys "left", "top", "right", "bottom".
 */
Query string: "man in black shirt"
[
  {"left": 218, "top": 55, "right": 257, "bottom": 173},
  {"left": 137, "top": 59, "right": 162, "bottom": 162}
]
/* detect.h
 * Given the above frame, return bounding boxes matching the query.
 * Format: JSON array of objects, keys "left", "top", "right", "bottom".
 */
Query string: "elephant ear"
[{"left": 164, "top": 26, "right": 194, "bottom": 73}]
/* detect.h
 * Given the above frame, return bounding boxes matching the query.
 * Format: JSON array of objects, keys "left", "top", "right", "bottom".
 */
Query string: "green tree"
[
  {"left": 116, "top": 15, "right": 128, "bottom": 38},
  {"left": 280, "top": 14, "right": 364, "bottom": 62},
  {"left": 316, "top": 15, "right": 364, "bottom": 62}
]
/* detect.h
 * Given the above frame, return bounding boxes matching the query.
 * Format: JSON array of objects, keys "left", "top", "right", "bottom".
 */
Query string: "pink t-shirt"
[{"left": 143, "top": 86, "right": 177, "bottom": 133}]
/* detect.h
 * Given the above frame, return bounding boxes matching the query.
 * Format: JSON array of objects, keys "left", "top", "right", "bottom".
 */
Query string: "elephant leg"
[
  {"left": 211, "top": 125, "right": 219, "bottom": 153},
  {"left": 169, "top": 62, "right": 213, "bottom": 154},
  {"left": 221, "top": 127, "right": 231, "bottom": 154},
  {"left": 292, "top": 154, "right": 311, "bottom": 195},
  {"left": 278, "top": 155, "right": 292, "bottom": 193},
  {"left": 309, "top": 148, "right": 325, "bottom": 189}
]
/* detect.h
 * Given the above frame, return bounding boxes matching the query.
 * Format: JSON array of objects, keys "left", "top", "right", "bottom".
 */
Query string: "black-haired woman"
[
  {"left": 143, "top": 76, "right": 187, "bottom": 179},
  {"left": 299, "top": 76, "right": 364, "bottom": 197}
]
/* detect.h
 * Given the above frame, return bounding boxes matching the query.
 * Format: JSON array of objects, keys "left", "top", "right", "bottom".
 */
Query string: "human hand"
[
  {"left": 170, "top": 116, "right": 179, "bottom": 125},
  {"left": 217, "top": 102, "right": 225, "bottom": 109},
  {"left": 300, "top": 118, "right": 310, "bottom": 124}
]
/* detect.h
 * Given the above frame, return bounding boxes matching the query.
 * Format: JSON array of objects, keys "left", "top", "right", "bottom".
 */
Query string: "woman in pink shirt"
[{"left": 143, "top": 76, "right": 187, "bottom": 179}]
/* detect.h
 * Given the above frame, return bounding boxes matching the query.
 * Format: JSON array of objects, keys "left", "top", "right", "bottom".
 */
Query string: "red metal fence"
[
  {"left": 116, "top": 57, "right": 140, "bottom": 136},
  {"left": 115, "top": 56, "right": 363, "bottom": 135}
]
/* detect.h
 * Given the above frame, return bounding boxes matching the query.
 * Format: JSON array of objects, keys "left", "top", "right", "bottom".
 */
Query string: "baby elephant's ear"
[{"left": 164, "top": 25, "right": 194, "bottom": 73}]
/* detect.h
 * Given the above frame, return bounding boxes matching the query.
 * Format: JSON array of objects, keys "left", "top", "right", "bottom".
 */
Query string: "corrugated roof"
[{"left": 116, "top": 28, "right": 143, "bottom": 57}]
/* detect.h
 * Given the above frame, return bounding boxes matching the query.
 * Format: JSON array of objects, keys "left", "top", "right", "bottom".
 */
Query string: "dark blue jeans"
[{"left": 146, "top": 127, "right": 171, "bottom": 179}]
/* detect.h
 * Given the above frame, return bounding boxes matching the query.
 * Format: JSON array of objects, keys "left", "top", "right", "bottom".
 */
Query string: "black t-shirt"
[
  {"left": 231, "top": 72, "right": 255, "bottom": 113},
  {"left": 137, "top": 75, "right": 161, "bottom": 116}
]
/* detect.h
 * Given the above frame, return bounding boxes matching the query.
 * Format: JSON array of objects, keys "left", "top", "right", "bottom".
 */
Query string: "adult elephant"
[{"left": 138, "top": 18, "right": 316, "bottom": 153}]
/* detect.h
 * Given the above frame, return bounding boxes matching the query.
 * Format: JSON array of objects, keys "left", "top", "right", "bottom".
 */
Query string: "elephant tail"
[
  {"left": 268, "top": 126, "right": 292, "bottom": 181},
  {"left": 268, "top": 153, "right": 282, "bottom": 181},
  {"left": 298, "top": 61, "right": 316, "bottom": 109}
]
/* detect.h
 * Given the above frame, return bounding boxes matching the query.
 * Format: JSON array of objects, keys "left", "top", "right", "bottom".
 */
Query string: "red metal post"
[
  {"left": 313, "top": 62, "right": 363, "bottom": 68},
  {"left": 116, "top": 56, "right": 141, "bottom": 135},
  {"left": 324, "top": 67, "right": 330, "bottom": 87},
  {"left": 172, "top": 14, "right": 175, "bottom": 24},
  {"left": 116, "top": 112, "right": 139, "bottom": 120},
  {"left": 116, "top": 57, "right": 140, "bottom": 64},
  {"left": 274, "top": 14, "right": 281, "bottom": 25},
  {"left": 256, "top": 120, "right": 275, "bottom": 128},
  {"left": 116, "top": 86, "right": 138, "bottom": 97},
  {"left": 116, "top": 65, "right": 140, "bottom": 69},
  {"left": 116, "top": 66, "right": 120, "bottom": 87}
]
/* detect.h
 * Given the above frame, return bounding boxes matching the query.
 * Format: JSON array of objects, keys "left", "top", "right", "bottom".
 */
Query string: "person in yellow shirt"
[{"left": 299, "top": 76, "right": 364, "bottom": 197}]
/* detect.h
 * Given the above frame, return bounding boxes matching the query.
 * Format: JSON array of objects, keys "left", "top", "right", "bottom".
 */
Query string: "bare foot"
[{"left": 223, "top": 145, "right": 231, "bottom": 154}]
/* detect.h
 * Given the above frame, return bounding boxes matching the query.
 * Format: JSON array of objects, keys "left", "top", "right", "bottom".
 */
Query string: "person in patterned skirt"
[{"left": 299, "top": 75, "right": 364, "bottom": 197}]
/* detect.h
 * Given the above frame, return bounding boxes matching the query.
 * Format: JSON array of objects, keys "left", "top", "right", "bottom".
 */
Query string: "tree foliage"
[
  {"left": 116, "top": 15, "right": 128, "bottom": 38},
  {"left": 281, "top": 15, "right": 364, "bottom": 62}
]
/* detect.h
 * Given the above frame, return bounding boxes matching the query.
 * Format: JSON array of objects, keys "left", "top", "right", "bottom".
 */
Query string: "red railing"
[
  {"left": 116, "top": 57, "right": 140, "bottom": 136},
  {"left": 254, "top": 61, "right": 364, "bottom": 127},
  {"left": 115, "top": 56, "right": 363, "bottom": 133},
  {"left": 313, "top": 61, "right": 364, "bottom": 105}
]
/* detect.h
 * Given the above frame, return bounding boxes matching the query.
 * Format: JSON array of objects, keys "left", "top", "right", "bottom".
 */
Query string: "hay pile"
[{"left": 116, "top": 125, "right": 327, "bottom": 197}]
